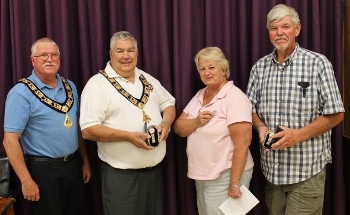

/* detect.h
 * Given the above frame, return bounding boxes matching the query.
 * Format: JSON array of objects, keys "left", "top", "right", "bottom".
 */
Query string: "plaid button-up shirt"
[{"left": 246, "top": 44, "right": 344, "bottom": 185}]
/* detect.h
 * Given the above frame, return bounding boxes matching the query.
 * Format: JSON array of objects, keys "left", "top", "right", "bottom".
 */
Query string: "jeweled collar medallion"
[{"left": 19, "top": 76, "right": 74, "bottom": 128}]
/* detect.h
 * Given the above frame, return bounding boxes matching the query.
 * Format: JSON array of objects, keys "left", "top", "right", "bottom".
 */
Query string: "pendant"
[
  {"left": 62, "top": 105, "right": 69, "bottom": 112},
  {"left": 142, "top": 109, "right": 151, "bottom": 123},
  {"left": 64, "top": 112, "right": 73, "bottom": 128}
]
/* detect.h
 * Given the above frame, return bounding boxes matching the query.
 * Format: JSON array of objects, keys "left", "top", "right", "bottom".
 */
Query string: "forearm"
[
  {"left": 81, "top": 124, "right": 131, "bottom": 142},
  {"left": 230, "top": 145, "right": 249, "bottom": 185},
  {"left": 3, "top": 133, "right": 32, "bottom": 183},
  {"left": 77, "top": 129, "right": 92, "bottom": 183},
  {"left": 173, "top": 118, "right": 200, "bottom": 137},
  {"left": 77, "top": 129, "right": 89, "bottom": 163},
  {"left": 161, "top": 105, "right": 176, "bottom": 125},
  {"left": 228, "top": 122, "right": 252, "bottom": 185},
  {"left": 297, "top": 112, "right": 344, "bottom": 142},
  {"left": 252, "top": 113, "right": 267, "bottom": 130}
]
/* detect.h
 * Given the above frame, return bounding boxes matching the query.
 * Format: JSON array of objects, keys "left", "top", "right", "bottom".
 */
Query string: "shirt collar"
[
  {"left": 271, "top": 43, "right": 299, "bottom": 66},
  {"left": 216, "top": 81, "right": 234, "bottom": 99},
  {"left": 105, "top": 61, "right": 139, "bottom": 81},
  {"left": 29, "top": 70, "right": 63, "bottom": 90},
  {"left": 199, "top": 81, "right": 234, "bottom": 102}
]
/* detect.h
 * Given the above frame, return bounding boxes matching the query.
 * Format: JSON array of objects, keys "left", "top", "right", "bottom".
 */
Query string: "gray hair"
[
  {"left": 31, "top": 37, "right": 60, "bottom": 56},
  {"left": 110, "top": 31, "right": 137, "bottom": 49},
  {"left": 194, "top": 47, "right": 230, "bottom": 79},
  {"left": 267, "top": 4, "right": 300, "bottom": 28}
]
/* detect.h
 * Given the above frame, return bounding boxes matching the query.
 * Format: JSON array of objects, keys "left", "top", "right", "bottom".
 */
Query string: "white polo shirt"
[{"left": 80, "top": 62, "right": 175, "bottom": 169}]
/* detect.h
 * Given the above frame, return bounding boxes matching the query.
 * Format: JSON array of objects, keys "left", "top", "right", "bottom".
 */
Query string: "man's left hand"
[{"left": 158, "top": 123, "right": 170, "bottom": 142}]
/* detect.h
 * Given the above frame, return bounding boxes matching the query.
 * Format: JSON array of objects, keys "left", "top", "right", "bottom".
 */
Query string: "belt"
[
  {"left": 126, "top": 163, "right": 161, "bottom": 171},
  {"left": 25, "top": 151, "right": 78, "bottom": 162}
]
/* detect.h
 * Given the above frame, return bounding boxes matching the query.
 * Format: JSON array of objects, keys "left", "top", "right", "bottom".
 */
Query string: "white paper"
[{"left": 219, "top": 185, "right": 259, "bottom": 215}]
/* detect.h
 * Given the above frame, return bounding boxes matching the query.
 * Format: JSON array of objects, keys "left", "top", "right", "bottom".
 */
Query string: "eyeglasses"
[{"left": 33, "top": 53, "right": 60, "bottom": 60}]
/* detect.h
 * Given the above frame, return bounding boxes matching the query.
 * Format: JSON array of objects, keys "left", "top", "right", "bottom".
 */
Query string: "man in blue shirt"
[
  {"left": 3, "top": 37, "right": 91, "bottom": 215},
  {"left": 246, "top": 4, "right": 344, "bottom": 215}
]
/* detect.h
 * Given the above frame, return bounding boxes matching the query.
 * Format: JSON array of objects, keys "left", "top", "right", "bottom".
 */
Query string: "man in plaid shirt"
[{"left": 246, "top": 4, "right": 344, "bottom": 215}]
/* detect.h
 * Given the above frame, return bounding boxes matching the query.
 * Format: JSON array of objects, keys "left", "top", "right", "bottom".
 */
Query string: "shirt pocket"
[
  {"left": 291, "top": 81, "right": 319, "bottom": 127},
  {"left": 292, "top": 81, "right": 313, "bottom": 113}
]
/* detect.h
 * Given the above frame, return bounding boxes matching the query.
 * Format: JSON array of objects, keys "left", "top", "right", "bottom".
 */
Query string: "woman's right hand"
[
  {"left": 228, "top": 186, "right": 242, "bottom": 199},
  {"left": 196, "top": 110, "right": 214, "bottom": 126}
]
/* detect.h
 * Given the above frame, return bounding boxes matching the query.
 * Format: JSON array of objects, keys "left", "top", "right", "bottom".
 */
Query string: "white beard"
[
  {"left": 275, "top": 42, "right": 289, "bottom": 51},
  {"left": 273, "top": 38, "right": 289, "bottom": 51}
]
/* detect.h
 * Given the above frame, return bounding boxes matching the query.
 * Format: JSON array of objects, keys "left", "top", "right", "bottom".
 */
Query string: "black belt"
[
  {"left": 126, "top": 162, "right": 161, "bottom": 171},
  {"left": 25, "top": 151, "right": 78, "bottom": 162}
]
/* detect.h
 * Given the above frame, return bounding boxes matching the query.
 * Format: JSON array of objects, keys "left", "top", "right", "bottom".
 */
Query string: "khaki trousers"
[{"left": 265, "top": 167, "right": 326, "bottom": 215}]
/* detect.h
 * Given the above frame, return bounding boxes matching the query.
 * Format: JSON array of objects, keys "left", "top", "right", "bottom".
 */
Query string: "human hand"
[
  {"left": 82, "top": 161, "right": 92, "bottom": 183},
  {"left": 196, "top": 110, "right": 214, "bottom": 127},
  {"left": 158, "top": 122, "right": 170, "bottom": 142},
  {"left": 129, "top": 131, "right": 155, "bottom": 150},
  {"left": 22, "top": 179, "right": 40, "bottom": 201},
  {"left": 257, "top": 125, "right": 270, "bottom": 151},
  {"left": 228, "top": 186, "right": 242, "bottom": 199},
  {"left": 271, "top": 126, "right": 300, "bottom": 150}
]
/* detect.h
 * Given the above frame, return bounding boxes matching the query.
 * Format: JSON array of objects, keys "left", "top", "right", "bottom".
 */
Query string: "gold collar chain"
[
  {"left": 19, "top": 76, "right": 74, "bottom": 128},
  {"left": 99, "top": 70, "right": 152, "bottom": 123}
]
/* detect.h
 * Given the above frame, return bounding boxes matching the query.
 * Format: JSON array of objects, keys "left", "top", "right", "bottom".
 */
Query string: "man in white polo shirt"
[{"left": 79, "top": 31, "right": 176, "bottom": 215}]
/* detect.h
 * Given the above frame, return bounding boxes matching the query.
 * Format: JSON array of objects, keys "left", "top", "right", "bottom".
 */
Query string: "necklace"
[
  {"left": 19, "top": 76, "right": 74, "bottom": 128},
  {"left": 99, "top": 70, "right": 152, "bottom": 123}
]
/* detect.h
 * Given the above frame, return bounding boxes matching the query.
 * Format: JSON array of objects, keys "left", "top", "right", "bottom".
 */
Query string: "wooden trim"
[
  {"left": 344, "top": 0, "right": 350, "bottom": 138},
  {"left": 0, "top": 198, "right": 16, "bottom": 215}
]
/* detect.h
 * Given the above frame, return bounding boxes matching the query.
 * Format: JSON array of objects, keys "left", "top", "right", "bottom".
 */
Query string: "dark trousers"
[
  {"left": 26, "top": 154, "right": 84, "bottom": 215},
  {"left": 101, "top": 161, "right": 163, "bottom": 215}
]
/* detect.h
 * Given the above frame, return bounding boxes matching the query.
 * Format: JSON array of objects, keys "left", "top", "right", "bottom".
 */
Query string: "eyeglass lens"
[{"left": 35, "top": 53, "right": 60, "bottom": 60}]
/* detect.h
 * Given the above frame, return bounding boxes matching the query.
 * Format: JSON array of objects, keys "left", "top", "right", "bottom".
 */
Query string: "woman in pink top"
[{"left": 174, "top": 47, "right": 254, "bottom": 215}]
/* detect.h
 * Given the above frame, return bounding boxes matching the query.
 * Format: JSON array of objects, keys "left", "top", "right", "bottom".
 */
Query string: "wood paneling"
[{"left": 344, "top": 0, "right": 350, "bottom": 139}]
